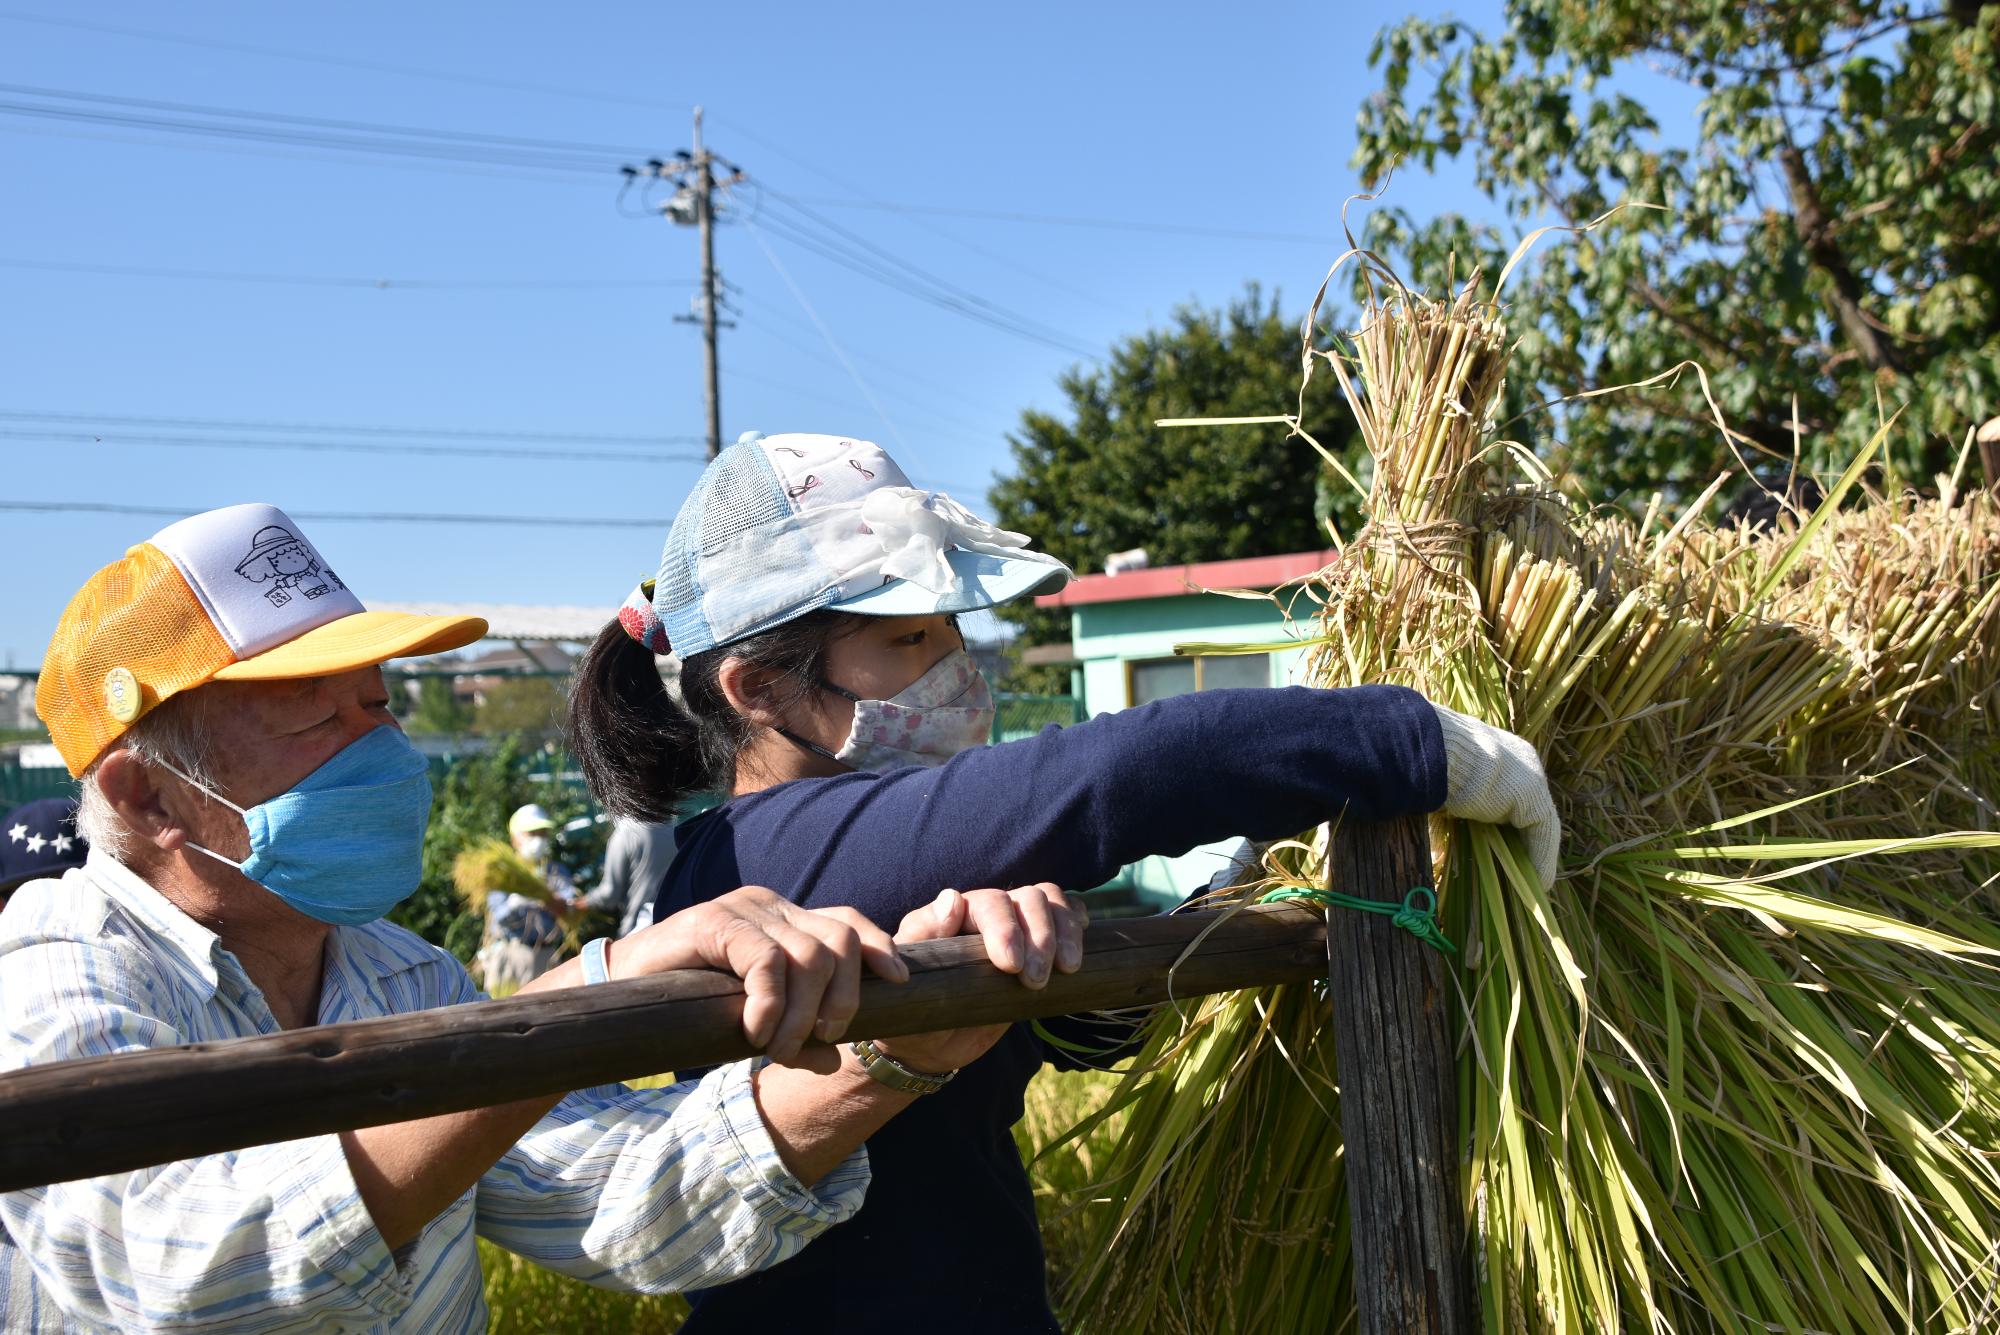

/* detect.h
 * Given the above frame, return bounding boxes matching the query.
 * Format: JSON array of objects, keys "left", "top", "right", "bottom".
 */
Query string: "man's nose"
[{"left": 335, "top": 699, "right": 397, "bottom": 744}]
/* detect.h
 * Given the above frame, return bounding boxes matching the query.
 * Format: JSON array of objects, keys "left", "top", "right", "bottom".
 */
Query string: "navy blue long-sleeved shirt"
[{"left": 653, "top": 685, "right": 1447, "bottom": 1332}]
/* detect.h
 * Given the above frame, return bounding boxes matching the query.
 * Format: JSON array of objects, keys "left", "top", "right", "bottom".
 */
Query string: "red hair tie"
[{"left": 617, "top": 579, "right": 670, "bottom": 654}]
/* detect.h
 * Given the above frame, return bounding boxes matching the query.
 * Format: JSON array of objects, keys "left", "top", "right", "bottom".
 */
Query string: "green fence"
[
  {"left": 992, "top": 693, "right": 1083, "bottom": 742},
  {"left": 0, "top": 766, "right": 76, "bottom": 808}
]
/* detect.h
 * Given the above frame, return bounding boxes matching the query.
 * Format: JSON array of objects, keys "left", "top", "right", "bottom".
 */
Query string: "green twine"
[{"left": 1259, "top": 885, "right": 1458, "bottom": 957}]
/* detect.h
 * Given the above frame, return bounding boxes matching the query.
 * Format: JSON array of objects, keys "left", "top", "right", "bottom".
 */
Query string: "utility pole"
[
  {"left": 691, "top": 109, "right": 722, "bottom": 460},
  {"left": 621, "top": 108, "right": 743, "bottom": 459}
]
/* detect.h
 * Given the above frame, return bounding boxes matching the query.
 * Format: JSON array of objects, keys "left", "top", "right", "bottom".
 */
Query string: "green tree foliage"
[
  {"left": 401, "top": 679, "right": 475, "bottom": 735},
  {"left": 390, "top": 739, "right": 603, "bottom": 962},
  {"left": 475, "top": 677, "right": 566, "bottom": 737},
  {"left": 988, "top": 286, "right": 1358, "bottom": 662},
  {"left": 1354, "top": 0, "right": 1999, "bottom": 496}
]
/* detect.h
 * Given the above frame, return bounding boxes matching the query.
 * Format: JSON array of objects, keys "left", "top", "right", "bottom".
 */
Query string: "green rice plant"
[
  {"left": 1015, "top": 1067, "right": 1127, "bottom": 1301},
  {"left": 478, "top": 1238, "right": 690, "bottom": 1334},
  {"left": 466, "top": 1066, "right": 1113, "bottom": 1333},
  {"left": 1056, "top": 269, "right": 2000, "bottom": 1333}
]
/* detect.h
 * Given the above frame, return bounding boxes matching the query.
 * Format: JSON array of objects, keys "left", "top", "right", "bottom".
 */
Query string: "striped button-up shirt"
[{"left": 0, "top": 852, "right": 870, "bottom": 1333}]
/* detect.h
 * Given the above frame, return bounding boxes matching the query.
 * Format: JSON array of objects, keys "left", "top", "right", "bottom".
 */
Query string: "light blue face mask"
[{"left": 165, "top": 725, "right": 433, "bottom": 926}]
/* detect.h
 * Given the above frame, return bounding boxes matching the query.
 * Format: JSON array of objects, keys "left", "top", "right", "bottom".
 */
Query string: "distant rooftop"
[
  {"left": 372, "top": 602, "right": 615, "bottom": 643},
  {"left": 1034, "top": 549, "right": 1340, "bottom": 608}
]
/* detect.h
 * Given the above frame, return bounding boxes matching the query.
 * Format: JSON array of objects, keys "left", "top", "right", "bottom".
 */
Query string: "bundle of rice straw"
[
  {"left": 452, "top": 838, "right": 554, "bottom": 911},
  {"left": 1051, "top": 263, "right": 2000, "bottom": 1333}
]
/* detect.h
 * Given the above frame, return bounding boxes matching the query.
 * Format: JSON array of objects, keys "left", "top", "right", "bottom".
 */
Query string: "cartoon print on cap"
[{"left": 234, "top": 525, "right": 345, "bottom": 608}]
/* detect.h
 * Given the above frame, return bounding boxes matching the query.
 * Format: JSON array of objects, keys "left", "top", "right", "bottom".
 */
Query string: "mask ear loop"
[
  {"left": 152, "top": 757, "right": 249, "bottom": 816},
  {"left": 152, "top": 757, "right": 252, "bottom": 869},
  {"left": 776, "top": 727, "right": 847, "bottom": 765},
  {"left": 775, "top": 677, "right": 863, "bottom": 768}
]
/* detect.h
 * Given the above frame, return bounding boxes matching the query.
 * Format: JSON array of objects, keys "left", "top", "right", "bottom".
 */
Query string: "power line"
[
  {"left": 754, "top": 187, "right": 1094, "bottom": 351},
  {"left": 0, "top": 84, "right": 629, "bottom": 175},
  {"left": 2, "top": 121, "right": 618, "bottom": 188},
  {"left": 0, "top": 103, "right": 605, "bottom": 175},
  {"left": 734, "top": 314, "right": 993, "bottom": 436},
  {"left": 719, "top": 366, "right": 1001, "bottom": 461},
  {"left": 0, "top": 430, "right": 708, "bottom": 466},
  {"left": 0, "top": 410, "right": 704, "bottom": 447},
  {"left": 711, "top": 131, "right": 1119, "bottom": 312},
  {"left": 740, "top": 215, "right": 912, "bottom": 462},
  {"left": 709, "top": 116, "right": 1123, "bottom": 310},
  {"left": 0, "top": 82, "right": 648, "bottom": 158},
  {"left": 0, "top": 257, "right": 696, "bottom": 289},
  {"left": 784, "top": 196, "right": 1334, "bottom": 246},
  {"left": 0, "top": 501, "right": 670, "bottom": 528},
  {"left": 724, "top": 286, "right": 1009, "bottom": 420},
  {"left": 0, "top": 9, "right": 685, "bottom": 115},
  {"left": 0, "top": 21, "right": 1333, "bottom": 248},
  {"left": 744, "top": 193, "right": 1096, "bottom": 358}
]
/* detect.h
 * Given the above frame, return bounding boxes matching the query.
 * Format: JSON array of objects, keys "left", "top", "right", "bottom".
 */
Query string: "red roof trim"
[{"left": 1036, "top": 549, "right": 1341, "bottom": 608}]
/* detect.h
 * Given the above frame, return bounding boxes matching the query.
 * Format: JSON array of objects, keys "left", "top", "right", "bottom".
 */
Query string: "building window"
[{"left": 1127, "top": 653, "right": 1272, "bottom": 706}]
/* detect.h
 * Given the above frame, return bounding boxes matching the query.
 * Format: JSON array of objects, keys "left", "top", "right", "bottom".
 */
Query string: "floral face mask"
[{"left": 785, "top": 648, "right": 995, "bottom": 773}]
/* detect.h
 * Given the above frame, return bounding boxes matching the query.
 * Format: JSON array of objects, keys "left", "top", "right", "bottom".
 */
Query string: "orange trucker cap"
[{"left": 38, "top": 503, "right": 488, "bottom": 776}]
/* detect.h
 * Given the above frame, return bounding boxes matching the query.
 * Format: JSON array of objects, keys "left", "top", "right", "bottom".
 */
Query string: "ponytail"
[
  {"left": 569, "top": 621, "right": 708, "bottom": 822},
  {"left": 567, "top": 609, "right": 863, "bottom": 820}
]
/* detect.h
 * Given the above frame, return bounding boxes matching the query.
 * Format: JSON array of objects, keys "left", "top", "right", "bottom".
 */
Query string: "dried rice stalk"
[
  {"left": 1050, "top": 273, "right": 2000, "bottom": 1333},
  {"left": 452, "top": 838, "right": 551, "bottom": 911}
]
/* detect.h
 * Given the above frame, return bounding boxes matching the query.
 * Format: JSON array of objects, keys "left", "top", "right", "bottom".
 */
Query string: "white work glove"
[{"left": 1432, "top": 705, "right": 1561, "bottom": 888}]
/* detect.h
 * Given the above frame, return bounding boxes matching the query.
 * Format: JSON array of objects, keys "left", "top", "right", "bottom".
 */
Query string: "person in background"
[
  {"left": 474, "top": 802, "right": 576, "bottom": 989},
  {"left": 0, "top": 796, "right": 90, "bottom": 913},
  {"left": 585, "top": 814, "right": 679, "bottom": 937},
  {"left": 3, "top": 502, "right": 1083, "bottom": 1334}
]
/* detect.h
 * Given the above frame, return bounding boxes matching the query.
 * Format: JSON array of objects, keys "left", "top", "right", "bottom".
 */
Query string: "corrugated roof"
[
  {"left": 1034, "top": 550, "right": 1340, "bottom": 608},
  {"left": 371, "top": 602, "right": 615, "bottom": 642}
]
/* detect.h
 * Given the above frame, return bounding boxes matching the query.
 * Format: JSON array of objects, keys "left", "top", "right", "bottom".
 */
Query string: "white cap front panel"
[
  {"left": 145, "top": 503, "right": 367, "bottom": 658},
  {"left": 757, "top": 435, "right": 911, "bottom": 515}
]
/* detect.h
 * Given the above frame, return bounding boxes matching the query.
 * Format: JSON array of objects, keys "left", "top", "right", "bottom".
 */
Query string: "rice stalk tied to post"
[{"left": 1046, "top": 262, "right": 2000, "bottom": 1333}]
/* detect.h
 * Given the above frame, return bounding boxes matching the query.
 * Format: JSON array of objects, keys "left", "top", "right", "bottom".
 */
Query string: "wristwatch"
[{"left": 847, "top": 1038, "right": 957, "bottom": 1095}]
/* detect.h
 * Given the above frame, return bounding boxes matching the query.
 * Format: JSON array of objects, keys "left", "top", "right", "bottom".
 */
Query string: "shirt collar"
[{"left": 83, "top": 847, "right": 227, "bottom": 998}]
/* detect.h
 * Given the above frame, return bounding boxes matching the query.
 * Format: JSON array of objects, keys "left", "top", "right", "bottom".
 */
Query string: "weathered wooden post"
[
  {"left": 1979, "top": 416, "right": 2000, "bottom": 494},
  {"left": 1324, "top": 813, "right": 1473, "bottom": 1334}
]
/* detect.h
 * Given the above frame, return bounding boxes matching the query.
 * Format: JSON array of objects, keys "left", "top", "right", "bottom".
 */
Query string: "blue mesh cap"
[{"left": 652, "top": 433, "right": 1072, "bottom": 657}]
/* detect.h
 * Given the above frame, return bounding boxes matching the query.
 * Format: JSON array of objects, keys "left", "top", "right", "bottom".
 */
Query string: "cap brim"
[
  {"left": 830, "top": 549, "right": 1071, "bottom": 618},
  {"left": 211, "top": 610, "right": 488, "bottom": 682}
]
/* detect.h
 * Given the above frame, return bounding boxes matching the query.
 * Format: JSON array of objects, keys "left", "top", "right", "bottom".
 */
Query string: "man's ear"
[
  {"left": 94, "top": 749, "right": 191, "bottom": 853},
  {"left": 714, "top": 657, "right": 798, "bottom": 730}
]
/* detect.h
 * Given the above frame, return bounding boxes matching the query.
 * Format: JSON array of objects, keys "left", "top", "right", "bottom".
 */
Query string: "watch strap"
[{"left": 848, "top": 1038, "right": 956, "bottom": 1095}]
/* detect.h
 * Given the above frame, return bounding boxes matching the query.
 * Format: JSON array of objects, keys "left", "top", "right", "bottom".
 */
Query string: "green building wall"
[{"left": 1067, "top": 591, "right": 1317, "bottom": 908}]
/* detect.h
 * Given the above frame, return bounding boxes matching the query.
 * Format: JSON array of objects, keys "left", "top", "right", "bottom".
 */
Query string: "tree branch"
[
  {"left": 1776, "top": 142, "right": 1907, "bottom": 376},
  {"left": 1640, "top": 13, "right": 1941, "bottom": 79}
]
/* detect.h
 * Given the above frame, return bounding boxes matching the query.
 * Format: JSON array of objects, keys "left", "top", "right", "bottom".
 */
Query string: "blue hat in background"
[
  {"left": 2, "top": 797, "right": 88, "bottom": 894},
  {"left": 652, "top": 432, "right": 1072, "bottom": 658}
]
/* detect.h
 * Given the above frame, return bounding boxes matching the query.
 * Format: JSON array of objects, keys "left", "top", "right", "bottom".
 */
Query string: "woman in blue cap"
[{"left": 567, "top": 431, "right": 1560, "bottom": 1332}]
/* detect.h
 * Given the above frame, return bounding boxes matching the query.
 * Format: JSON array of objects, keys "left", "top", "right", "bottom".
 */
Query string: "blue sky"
[{"left": 0, "top": 0, "right": 1558, "bottom": 666}]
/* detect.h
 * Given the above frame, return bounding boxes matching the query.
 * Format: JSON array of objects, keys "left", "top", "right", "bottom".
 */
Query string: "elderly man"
[{"left": 1, "top": 504, "right": 1083, "bottom": 1333}]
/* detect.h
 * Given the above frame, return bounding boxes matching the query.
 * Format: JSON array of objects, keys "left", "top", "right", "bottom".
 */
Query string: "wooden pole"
[
  {"left": 0, "top": 904, "right": 1328, "bottom": 1194},
  {"left": 1323, "top": 814, "right": 1473, "bottom": 1334},
  {"left": 1978, "top": 416, "right": 2000, "bottom": 495}
]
